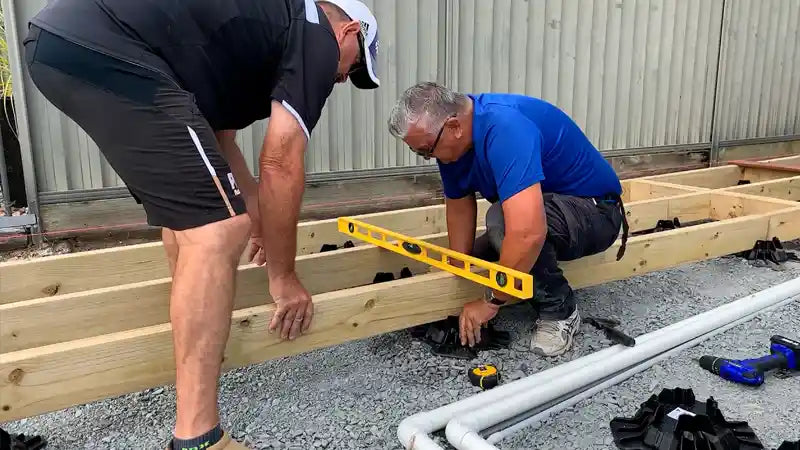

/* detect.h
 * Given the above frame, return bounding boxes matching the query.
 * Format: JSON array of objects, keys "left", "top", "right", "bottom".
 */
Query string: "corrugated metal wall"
[
  {"left": 715, "top": 0, "right": 800, "bottom": 141},
  {"left": 13, "top": 0, "right": 443, "bottom": 194},
  {"left": 447, "top": 0, "right": 723, "bottom": 151},
  {"left": 5, "top": 0, "right": 800, "bottom": 196}
]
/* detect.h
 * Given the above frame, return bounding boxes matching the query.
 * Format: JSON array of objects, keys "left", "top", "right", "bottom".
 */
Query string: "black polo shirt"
[{"left": 30, "top": 0, "right": 340, "bottom": 135}]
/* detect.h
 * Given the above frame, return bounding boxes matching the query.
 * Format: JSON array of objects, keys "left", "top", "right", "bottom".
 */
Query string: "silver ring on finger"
[{"left": 294, "top": 316, "right": 304, "bottom": 322}]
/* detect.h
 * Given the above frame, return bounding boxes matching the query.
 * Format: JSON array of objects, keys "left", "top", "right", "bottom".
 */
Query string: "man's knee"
[{"left": 172, "top": 213, "right": 251, "bottom": 262}]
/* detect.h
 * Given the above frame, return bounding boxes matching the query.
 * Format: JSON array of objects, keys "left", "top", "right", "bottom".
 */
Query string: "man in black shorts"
[{"left": 23, "top": 1, "right": 380, "bottom": 448}]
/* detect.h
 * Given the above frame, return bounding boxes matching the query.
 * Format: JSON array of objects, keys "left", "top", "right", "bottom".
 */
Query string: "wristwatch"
[{"left": 483, "top": 287, "right": 507, "bottom": 306}]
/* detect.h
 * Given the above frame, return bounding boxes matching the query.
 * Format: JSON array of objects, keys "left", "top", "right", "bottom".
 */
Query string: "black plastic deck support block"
[
  {"left": 737, "top": 237, "right": 799, "bottom": 265},
  {"left": 0, "top": 427, "right": 47, "bottom": 450},
  {"left": 319, "top": 240, "right": 356, "bottom": 253},
  {"left": 407, "top": 316, "right": 511, "bottom": 360},
  {"left": 777, "top": 440, "right": 800, "bottom": 450},
  {"left": 372, "top": 272, "right": 396, "bottom": 283},
  {"left": 609, "top": 387, "right": 764, "bottom": 449}
]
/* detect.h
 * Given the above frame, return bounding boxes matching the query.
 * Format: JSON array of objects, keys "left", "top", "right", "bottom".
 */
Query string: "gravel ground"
[
  {"left": 497, "top": 296, "right": 800, "bottom": 450},
  {"left": 3, "top": 251, "right": 800, "bottom": 450}
]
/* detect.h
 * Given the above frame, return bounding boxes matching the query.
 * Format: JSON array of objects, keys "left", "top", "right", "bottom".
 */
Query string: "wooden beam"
[
  {"left": 0, "top": 233, "right": 447, "bottom": 352},
  {"left": 561, "top": 202, "right": 800, "bottom": 289},
  {"left": 728, "top": 160, "right": 800, "bottom": 173},
  {"left": 0, "top": 271, "right": 483, "bottom": 422},
  {"left": 3, "top": 194, "right": 799, "bottom": 422},
  {"left": 0, "top": 202, "right": 491, "bottom": 303},
  {"left": 762, "top": 154, "right": 800, "bottom": 164},
  {"left": 709, "top": 192, "right": 800, "bottom": 219},
  {"left": 622, "top": 180, "right": 706, "bottom": 202},
  {"left": 719, "top": 176, "right": 800, "bottom": 202},
  {"left": 640, "top": 165, "right": 744, "bottom": 189},
  {"left": 0, "top": 192, "right": 728, "bottom": 352},
  {"left": 623, "top": 192, "right": 712, "bottom": 233},
  {"left": 741, "top": 167, "right": 800, "bottom": 184}
]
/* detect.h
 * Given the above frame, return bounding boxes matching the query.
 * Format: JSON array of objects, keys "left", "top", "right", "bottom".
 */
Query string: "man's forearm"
[
  {"left": 495, "top": 231, "right": 545, "bottom": 299},
  {"left": 258, "top": 141, "right": 305, "bottom": 280},
  {"left": 215, "top": 133, "right": 258, "bottom": 206},
  {"left": 445, "top": 195, "right": 477, "bottom": 266}
]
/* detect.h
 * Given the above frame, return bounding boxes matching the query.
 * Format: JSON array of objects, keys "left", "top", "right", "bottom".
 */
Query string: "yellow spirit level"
[{"left": 337, "top": 217, "right": 534, "bottom": 299}]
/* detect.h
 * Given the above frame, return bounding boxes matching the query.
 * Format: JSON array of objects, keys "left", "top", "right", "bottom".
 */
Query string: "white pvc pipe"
[
  {"left": 397, "top": 305, "right": 714, "bottom": 450},
  {"left": 396, "top": 278, "right": 796, "bottom": 449},
  {"left": 445, "top": 277, "right": 800, "bottom": 450},
  {"left": 485, "top": 293, "right": 800, "bottom": 445}
]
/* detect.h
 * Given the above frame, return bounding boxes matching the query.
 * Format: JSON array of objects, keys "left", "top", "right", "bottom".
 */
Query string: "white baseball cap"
[{"left": 324, "top": 0, "right": 380, "bottom": 89}]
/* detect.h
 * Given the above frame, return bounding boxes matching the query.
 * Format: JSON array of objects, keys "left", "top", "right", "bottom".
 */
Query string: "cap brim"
[{"left": 350, "top": 35, "right": 379, "bottom": 89}]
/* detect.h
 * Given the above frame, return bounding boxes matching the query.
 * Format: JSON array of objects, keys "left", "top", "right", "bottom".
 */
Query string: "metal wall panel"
[
  {"left": 7, "top": 0, "right": 800, "bottom": 197},
  {"left": 447, "top": 0, "right": 724, "bottom": 151},
  {"left": 715, "top": 0, "right": 800, "bottom": 141},
  {"left": 11, "top": 0, "right": 442, "bottom": 193}
]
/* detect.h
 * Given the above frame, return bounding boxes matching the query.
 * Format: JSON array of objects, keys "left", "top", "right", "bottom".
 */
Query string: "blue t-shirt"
[{"left": 438, "top": 93, "right": 621, "bottom": 203}]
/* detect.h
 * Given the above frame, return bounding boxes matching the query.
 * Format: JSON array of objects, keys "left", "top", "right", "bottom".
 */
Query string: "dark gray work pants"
[{"left": 474, "top": 193, "right": 626, "bottom": 320}]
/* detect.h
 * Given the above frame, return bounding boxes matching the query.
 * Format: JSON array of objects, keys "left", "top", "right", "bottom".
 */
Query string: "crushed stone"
[{"left": 2, "top": 254, "right": 800, "bottom": 450}]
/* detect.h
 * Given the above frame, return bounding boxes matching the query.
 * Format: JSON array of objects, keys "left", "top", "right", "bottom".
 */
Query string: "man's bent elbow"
[{"left": 508, "top": 228, "right": 546, "bottom": 252}]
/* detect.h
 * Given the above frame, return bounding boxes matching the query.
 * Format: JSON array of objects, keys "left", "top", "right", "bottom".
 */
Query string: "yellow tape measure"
[
  {"left": 468, "top": 364, "right": 500, "bottom": 390},
  {"left": 337, "top": 217, "right": 533, "bottom": 299}
]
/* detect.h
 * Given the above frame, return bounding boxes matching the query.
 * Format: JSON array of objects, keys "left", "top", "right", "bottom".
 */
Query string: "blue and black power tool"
[{"left": 699, "top": 335, "right": 800, "bottom": 386}]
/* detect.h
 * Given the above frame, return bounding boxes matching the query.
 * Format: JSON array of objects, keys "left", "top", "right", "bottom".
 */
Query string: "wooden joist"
[
  {"left": 2, "top": 177, "right": 687, "bottom": 304},
  {"left": 720, "top": 175, "right": 800, "bottom": 202},
  {"left": 2, "top": 155, "right": 800, "bottom": 422},
  {"left": 0, "top": 203, "right": 489, "bottom": 303},
  {"left": 1, "top": 190, "right": 752, "bottom": 353}
]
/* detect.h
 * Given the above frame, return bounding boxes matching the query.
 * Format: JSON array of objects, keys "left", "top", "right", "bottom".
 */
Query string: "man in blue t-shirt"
[{"left": 388, "top": 82, "right": 628, "bottom": 357}]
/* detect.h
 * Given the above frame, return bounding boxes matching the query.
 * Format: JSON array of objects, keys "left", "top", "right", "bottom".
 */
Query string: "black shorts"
[{"left": 23, "top": 25, "right": 247, "bottom": 231}]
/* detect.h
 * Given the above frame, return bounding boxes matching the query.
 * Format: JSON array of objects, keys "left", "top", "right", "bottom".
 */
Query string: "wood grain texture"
[
  {"left": 0, "top": 271, "right": 484, "bottom": 422},
  {"left": 1, "top": 193, "right": 722, "bottom": 352},
  {"left": 720, "top": 176, "right": 800, "bottom": 202},
  {"left": 0, "top": 234, "right": 448, "bottom": 352},
  {"left": 1, "top": 202, "right": 491, "bottom": 304},
  {"left": 624, "top": 180, "right": 705, "bottom": 202},
  {"left": 641, "top": 165, "right": 744, "bottom": 189},
  {"left": 4, "top": 199, "right": 800, "bottom": 422}
]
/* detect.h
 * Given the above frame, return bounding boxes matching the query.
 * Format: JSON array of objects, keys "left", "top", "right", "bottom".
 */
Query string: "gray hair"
[{"left": 387, "top": 82, "right": 470, "bottom": 139}]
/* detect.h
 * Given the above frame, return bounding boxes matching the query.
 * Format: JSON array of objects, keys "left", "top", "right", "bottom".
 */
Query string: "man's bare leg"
[
  {"left": 169, "top": 213, "right": 250, "bottom": 439},
  {"left": 163, "top": 228, "right": 179, "bottom": 276}
]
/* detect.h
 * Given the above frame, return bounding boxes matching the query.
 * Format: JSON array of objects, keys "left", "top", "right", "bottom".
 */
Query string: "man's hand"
[
  {"left": 259, "top": 100, "right": 314, "bottom": 338},
  {"left": 459, "top": 299, "right": 500, "bottom": 347},
  {"left": 268, "top": 271, "right": 313, "bottom": 340},
  {"left": 244, "top": 192, "right": 266, "bottom": 266},
  {"left": 247, "top": 235, "right": 267, "bottom": 266},
  {"left": 214, "top": 130, "right": 266, "bottom": 265}
]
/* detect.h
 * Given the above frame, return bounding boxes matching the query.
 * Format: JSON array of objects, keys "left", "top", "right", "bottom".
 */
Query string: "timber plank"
[
  {"left": 1, "top": 193, "right": 726, "bottom": 351},
  {"left": 562, "top": 210, "right": 796, "bottom": 289},
  {"left": 0, "top": 272, "right": 483, "bottom": 423},
  {"left": 719, "top": 176, "right": 800, "bottom": 202},
  {"left": 640, "top": 165, "right": 744, "bottom": 188},
  {"left": 0, "top": 234, "right": 448, "bottom": 352},
  {"left": 732, "top": 177, "right": 800, "bottom": 201},
  {"left": 623, "top": 180, "right": 706, "bottom": 202},
  {"left": 742, "top": 167, "right": 800, "bottom": 184},
  {"left": 1, "top": 203, "right": 490, "bottom": 303},
  {"left": 4, "top": 202, "right": 800, "bottom": 422}
]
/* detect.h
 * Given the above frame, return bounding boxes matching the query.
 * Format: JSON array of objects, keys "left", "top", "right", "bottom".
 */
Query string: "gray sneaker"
[{"left": 531, "top": 308, "right": 580, "bottom": 356}]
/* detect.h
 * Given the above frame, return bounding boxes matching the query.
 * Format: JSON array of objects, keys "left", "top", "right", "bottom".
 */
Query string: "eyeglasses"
[
  {"left": 347, "top": 31, "right": 365, "bottom": 76},
  {"left": 409, "top": 114, "right": 456, "bottom": 160}
]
